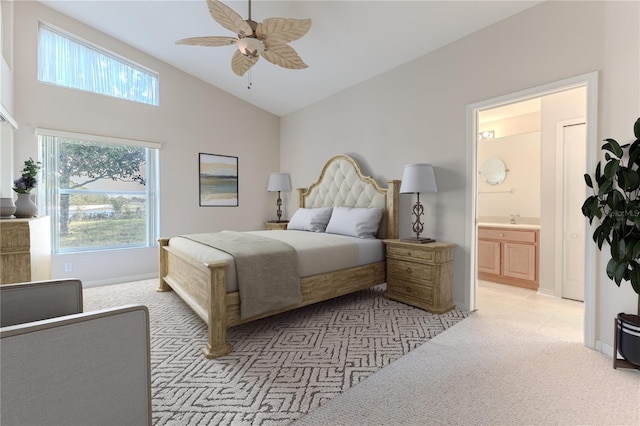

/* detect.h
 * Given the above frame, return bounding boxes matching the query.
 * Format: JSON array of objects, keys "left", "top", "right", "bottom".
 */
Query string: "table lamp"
[
  {"left": 400, "top": 163, "right": 437, "bottom": 243},
  {"left": 267, "top": 173, "right": 291, "bottom": 222}
]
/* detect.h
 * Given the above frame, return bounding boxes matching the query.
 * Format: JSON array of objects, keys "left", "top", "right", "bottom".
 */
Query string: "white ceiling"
[{"left": 39, "top": 0, "right": 542, "bottom": 117}]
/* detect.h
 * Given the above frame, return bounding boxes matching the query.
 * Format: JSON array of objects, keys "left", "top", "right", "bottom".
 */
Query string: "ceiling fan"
[{"left": 176, "top": 0, "right": 312, "bottom": 77}]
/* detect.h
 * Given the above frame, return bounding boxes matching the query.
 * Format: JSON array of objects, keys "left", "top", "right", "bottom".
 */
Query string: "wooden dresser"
[
  {"left": 383, "top": 239, "right": 455, "bottom": 314},
  {"left": 477, "top": 226, "right": 539, "bottom": 290},
  {"left": 0, "top": 216, "right": 51, "bottom": 284}
]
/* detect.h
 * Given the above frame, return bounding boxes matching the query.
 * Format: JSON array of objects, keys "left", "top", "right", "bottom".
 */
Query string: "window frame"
[{"left": 38, "top": 128, "right": 161, "bottom": 254}]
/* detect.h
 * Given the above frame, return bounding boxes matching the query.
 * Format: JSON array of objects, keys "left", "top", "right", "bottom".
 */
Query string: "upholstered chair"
[{"left": 0, "top": 279, "right": 152, "bottom": 426}]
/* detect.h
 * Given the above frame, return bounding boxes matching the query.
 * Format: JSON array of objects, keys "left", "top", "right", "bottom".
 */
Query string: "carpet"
[
  {"left": 294, "top": 313, "right": 640, "bottom": 426},
  {"left": 83, "top": 279, "right": 470, "bottom": 425}
]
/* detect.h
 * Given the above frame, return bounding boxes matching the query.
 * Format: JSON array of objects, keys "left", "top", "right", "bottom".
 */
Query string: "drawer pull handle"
[
  {"left": 406, "top": 251, "right": 412, "bottom": 256},
  {"left": 500, "top": 233, "right": 504, "bottom": 237},
  {"left": 406, "top": 267, "right": 412, "bottom": 274},
  {"left": 405, "top": 286, "right": 412, "bottom": 293}
]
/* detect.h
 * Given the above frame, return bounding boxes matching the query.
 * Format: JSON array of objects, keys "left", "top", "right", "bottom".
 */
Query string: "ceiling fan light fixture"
[
  {"left": 236, "top": 37, "right": 264, "bottom": 58},
  {"left": 176, "top": 0, "right": 311, "bottom": 78}
]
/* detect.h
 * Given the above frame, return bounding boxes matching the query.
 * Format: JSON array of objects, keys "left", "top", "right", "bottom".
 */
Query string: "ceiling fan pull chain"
[{"left": 247, "top": 69, "right": 252, "bottom": 90}]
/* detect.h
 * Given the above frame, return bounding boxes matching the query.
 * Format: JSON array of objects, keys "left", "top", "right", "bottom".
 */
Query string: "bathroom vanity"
[{"left": 477, "top": 224, "right": 539, "bottom": 290}]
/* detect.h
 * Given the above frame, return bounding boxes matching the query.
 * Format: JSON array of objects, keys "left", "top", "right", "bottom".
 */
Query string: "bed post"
[
  {"left": 386, "top": 179, "right": 400, "bottom": 240},
  {"left": 297, "top": 187, "right": 307, "bottom": 208},
  {"left": 157, "top": 238, "right": 171, "bottom": 292},
  {"left": 203, "top": 261, "right": 233, "bottom": 358}
]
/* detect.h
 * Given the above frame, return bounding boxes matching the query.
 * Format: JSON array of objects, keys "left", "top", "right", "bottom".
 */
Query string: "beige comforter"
[{"left": 182, "top": 231, "right": 300, "bottom": 319}]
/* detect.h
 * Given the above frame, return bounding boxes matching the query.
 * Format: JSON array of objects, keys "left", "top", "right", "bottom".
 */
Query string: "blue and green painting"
[{"left": 199, "top": 154, "right": 238, "bottom": 206}]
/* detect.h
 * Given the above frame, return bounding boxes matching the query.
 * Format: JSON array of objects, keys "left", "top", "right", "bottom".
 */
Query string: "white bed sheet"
[{"left": 168, "top": 230, "right": 385, "bottom": 293}]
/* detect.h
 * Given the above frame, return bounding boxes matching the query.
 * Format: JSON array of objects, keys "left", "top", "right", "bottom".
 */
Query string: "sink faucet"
[{"left": 510, "top": 214, "right": 520, "bottom": 224}]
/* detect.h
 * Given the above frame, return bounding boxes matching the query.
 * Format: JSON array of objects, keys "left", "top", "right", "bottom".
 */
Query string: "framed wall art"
[{"left": 199, "top": 153, "right": 238, "bottom": 207}]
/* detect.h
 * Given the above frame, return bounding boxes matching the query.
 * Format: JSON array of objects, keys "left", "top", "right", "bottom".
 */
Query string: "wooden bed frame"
[{"left": 158, "top": 154, "right": 400, "bottom": 358}]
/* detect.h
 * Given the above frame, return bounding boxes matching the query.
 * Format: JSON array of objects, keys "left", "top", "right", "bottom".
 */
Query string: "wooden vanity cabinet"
[{"left": 477, "top": 226, "right": 539, "bottom": 290}]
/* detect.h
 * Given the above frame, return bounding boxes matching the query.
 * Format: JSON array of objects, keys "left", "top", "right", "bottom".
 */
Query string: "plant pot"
[
  {"left": 14, "top": 193, "right": 38, "bottom": 218},
  {"left": 616, "top": 313, "right": 640, "bottom": 367}
]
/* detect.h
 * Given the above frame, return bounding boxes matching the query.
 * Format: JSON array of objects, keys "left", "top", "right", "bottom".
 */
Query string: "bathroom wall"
[{"left": 477, "top": 112, "right": 541, "bottom": 224}]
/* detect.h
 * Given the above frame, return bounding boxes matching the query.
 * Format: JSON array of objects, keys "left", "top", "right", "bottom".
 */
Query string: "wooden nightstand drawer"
[
  {"left": 387, "top": 277, "right": 433, "bottom": 304},
  {"left": 387, "top": 259, "right": 433, "bottom": 282},
  {"left": 265, "top": 221, "right": 289, "bottom": 231},
  {"left": 386, "top": 245, "right": 436, "bottom": 263}
]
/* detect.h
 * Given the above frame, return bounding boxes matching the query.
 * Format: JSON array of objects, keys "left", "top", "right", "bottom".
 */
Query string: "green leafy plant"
[
  {"left": 13, "top": 158, "right": 42, "bottom": 194},
  {"left": 582, "top": 118, "right": 640, "bottom": 315}
]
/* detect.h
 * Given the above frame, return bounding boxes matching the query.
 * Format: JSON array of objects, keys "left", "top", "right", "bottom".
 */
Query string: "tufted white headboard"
[{"left": 297, "top": 154, "right": 399, "bottom": 239}]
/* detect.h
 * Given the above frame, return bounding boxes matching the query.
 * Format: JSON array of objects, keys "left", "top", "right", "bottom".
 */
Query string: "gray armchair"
[{"left": 0, "top": 279, "right": 152, "bottom": 426}]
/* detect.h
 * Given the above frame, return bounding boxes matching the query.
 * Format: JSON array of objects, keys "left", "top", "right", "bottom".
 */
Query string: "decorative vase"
[
  {"left": 14, "top": 193, "right": 38, "bottom": 218},
  {"left": 617, "top": 313, "right": 640, "bottom": 366},
  {"left": 0, "top": 197, "right": 16, "bottom": 218}
]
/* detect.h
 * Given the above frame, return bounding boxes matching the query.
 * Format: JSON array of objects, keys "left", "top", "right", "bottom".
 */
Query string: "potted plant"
[
  {"left": 581, "top": 117, "right": 640, "bottom": 368},
  {"left": 12, "top": 158, "right": 41, "bottom": 218}
]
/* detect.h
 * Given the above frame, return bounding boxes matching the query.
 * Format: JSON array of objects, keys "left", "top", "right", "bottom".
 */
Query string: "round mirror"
[{"left": 480, "top": 157, "right": 507, "bottom": 186}]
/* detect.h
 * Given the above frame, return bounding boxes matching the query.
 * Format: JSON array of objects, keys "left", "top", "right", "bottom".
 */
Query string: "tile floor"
[{"left": 477, "top": 280, "right": 584, "bottom": 342}]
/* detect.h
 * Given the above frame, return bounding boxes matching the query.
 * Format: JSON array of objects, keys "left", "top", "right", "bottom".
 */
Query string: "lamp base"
[{"left": 400, "top": 237, "right": 436, "bottom": 244}]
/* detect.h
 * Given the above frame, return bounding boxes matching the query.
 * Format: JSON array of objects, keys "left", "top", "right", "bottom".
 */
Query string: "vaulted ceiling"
[{"left": 39, "top": 1, "right": 542, "bottom": 116}]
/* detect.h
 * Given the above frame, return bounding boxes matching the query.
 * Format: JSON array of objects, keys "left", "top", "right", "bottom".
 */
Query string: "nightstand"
[
  {"left": 265, "top": 221, "right": 289, "bottom": 230},
  {"left": 383, "top": 239, "right": 455, "bottom": 314}
]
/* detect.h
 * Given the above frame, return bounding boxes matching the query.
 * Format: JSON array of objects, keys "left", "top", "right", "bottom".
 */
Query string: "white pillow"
[
  {"left": 287, "top": 207, "right": 334, "bottom": 232},
  {"left": 325, "top": 206, "right": 384, "bottom": 239}
]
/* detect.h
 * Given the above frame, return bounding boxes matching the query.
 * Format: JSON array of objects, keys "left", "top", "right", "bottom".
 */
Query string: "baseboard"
[
  {"left": 596, "top": 340, "right": 615, "bottom": 359},
  {"left": 83, "top": 273, "right": 159, "bottom": 288},
  {"left": 536, "top": 287, "right": 556, "bottom": 297}
]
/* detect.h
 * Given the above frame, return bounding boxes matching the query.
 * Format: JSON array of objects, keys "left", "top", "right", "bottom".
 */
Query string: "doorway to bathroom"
[{"left": 467, "top": 72, "right": 598, "bottom": 348}]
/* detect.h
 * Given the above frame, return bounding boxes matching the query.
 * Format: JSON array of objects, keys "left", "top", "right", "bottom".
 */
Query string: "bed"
[{"left": 158, "top": 154, "right": 400, "bottom": 358}]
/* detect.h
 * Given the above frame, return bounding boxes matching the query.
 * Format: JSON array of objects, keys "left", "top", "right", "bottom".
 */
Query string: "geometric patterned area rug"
[{"left": 83, "top": 279, "right": 470, "bottom": 425}]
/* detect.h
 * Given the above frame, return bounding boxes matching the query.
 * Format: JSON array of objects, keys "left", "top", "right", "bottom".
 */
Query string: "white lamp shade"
[
  {"left": 236, "top": 37, "right": 265, "bottom": 57},
  {"left": 400, "top": 163, "right": 437, "bottom": 194},
  {"left": 267, "top": 173, "right": 292, "bottom": 192}
]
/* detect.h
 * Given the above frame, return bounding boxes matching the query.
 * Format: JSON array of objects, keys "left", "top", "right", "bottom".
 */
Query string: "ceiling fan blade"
[
  {"left": 231, "top": 49, "right": 259, "bottom": 76},
  {"left": 257, "top": 18, "right": 312, "bottom": 45},
  {"left": 261, "top": 44, "right": 308, "bottom": 70},
  {"left": 207, "top": 0, "right": 253, "bottom": 36},
  {"left": 176, "top": 36, "right": 238, "bottom": 47}
]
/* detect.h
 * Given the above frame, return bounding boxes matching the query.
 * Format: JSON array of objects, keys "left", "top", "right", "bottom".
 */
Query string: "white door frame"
[{"left": 465, "top": 71, "right": 598, "bottom": 349}]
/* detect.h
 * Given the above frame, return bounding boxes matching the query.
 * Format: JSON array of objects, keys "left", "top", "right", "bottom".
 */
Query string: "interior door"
[{"left": 561, "top": 123, "right": 586, "bottom": 301}]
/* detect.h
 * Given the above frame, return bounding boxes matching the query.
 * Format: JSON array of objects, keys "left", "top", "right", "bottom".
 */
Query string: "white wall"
[
  {"left": 477, "top": 131, "right": 541, "bottom": 222},
  {"left": 0, "top": 0, "right": 14, "bottom": 115},
  {"left": 0, "top": 0, "right": 16, "bottom": 199},
  {"left": 13, "top": 1, "right": 281, "bottom": 286},
  {"left": 280, "top": 1, "right": 640, "bottom": 350}
]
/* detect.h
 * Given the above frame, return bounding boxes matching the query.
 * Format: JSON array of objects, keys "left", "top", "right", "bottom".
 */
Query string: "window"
[
  {"left": 37, "top": 23, "right": 158, "bottom": 106},
  {"left": 39, "top": 129, "right": 160, "bottom": 254}
]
